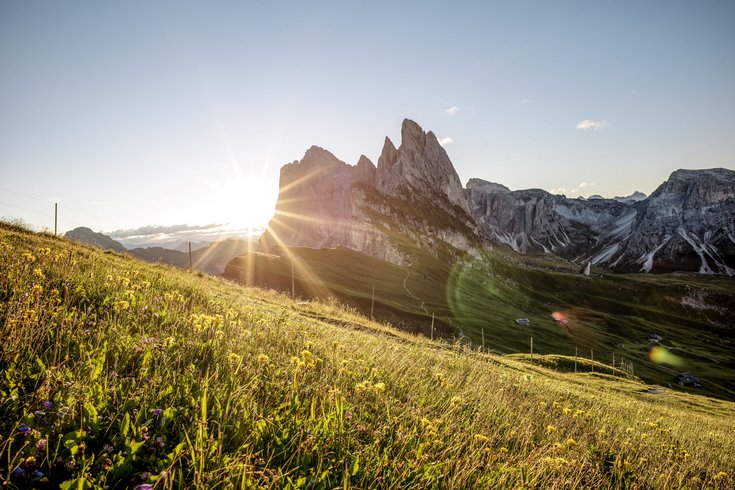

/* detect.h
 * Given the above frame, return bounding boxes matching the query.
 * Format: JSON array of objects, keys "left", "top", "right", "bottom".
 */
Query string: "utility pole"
[
  {"left": 574, "top": 347, "right": 578, "bottom": 373},
  {"left": 481, "top": 328, "right": 485, "bottom": 350},
  {"left": 370, "top": 285, "right": 375, "bottom": 319},
  {"left": 430, "top": 313, "right": 434, "bottom": 340},
  {"left": 54, "top": 203, "right": 58, "bottom": 236},
  {"left": 188, "top": 242, "right": 192, "bottom": 271},
  {"left": 291, "top": 260, "right": 295, "bottom": 300}
]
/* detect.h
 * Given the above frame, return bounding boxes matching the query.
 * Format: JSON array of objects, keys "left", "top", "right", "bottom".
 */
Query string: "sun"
[{"left": 206, "top": 169, "right": 278, "bottom": 231}]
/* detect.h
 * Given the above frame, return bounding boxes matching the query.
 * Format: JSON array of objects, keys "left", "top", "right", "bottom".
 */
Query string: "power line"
[
  {"left": 0, "top": 200, "right": 53, "bottom": 219},
  {"left": 0, "top": 187, "right": 117, "bottom": 228},
  {"left": 0, "top": 187, "right": 53, "bottom": 204}
]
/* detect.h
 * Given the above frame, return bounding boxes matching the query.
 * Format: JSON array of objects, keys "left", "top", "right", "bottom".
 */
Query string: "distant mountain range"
[
  {"left": 64, "top": 227, "right": 256, "bottom": 275},
  {"left": 258, "top": 119, "right": 735, "bottom": 275}
]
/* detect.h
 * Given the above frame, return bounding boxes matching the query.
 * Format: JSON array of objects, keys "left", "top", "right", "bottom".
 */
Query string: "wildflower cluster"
[
  {"left": 354, "top": 380, "right": 386, "bottom": 395},
  {"left": 189, "top": 313, "right": 224, "bottom": 335},
  {"left": 291, "top": 349, "right": 320, "bottom": 371}
]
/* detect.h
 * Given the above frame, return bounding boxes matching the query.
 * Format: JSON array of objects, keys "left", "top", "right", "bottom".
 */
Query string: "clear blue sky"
[{"left": 1, "top": 1, "right": 733, "bottom": 238}]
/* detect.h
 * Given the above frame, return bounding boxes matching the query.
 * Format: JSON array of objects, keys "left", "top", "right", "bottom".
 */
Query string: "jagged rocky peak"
[
  {"left": 376, "top": 119, "right": 470, "bottom": 214},
  {"left": 281, "top": 146, "right": 347, "bottom": 181},
  {"left": 466, "top": 178, "right": 511, "bottom": 194},
  {"left": 354, "top": 154, "right": 377, "bottom": 184},
  {"left": 649, "top": 167, "right": 735, "bottom": 204}
]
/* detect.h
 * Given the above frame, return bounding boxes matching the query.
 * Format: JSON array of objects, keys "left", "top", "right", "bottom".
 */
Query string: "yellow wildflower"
[
  {"left": 546, "top": 425, "right": 556, "bottom": 434},
  {"left": 113, "top": 300, "right": 129, "bottom": 311},
  {"left": 474, "top": 434, "right": 489, "bottom": 443},
  {"left": 257, "top": 354, "right": 270, "bottom": 365},
  {"left": 228, "top": 353, "right": 242, "bottom": 364},
  {"left": 566, "top": 438, "right": 577, "bottom": 447}
]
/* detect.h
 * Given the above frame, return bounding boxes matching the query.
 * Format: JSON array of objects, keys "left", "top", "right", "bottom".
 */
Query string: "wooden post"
[
  {"left": 430, "top": 313, "right": 435, "bottom": 340},
  {"left": 54, "top": 203, "right": 58, "bottom": 236},
  {"left": 613, "top": 353, "right": 615, "bottom": 370},
  {"left": 370, "top": 285, "right": 375, "bottom": 319},
  {"left": 591, "top": 348, "right": 594, "bottom": 372},
  {"left": 481, "top": 328, "right": 485, "bottom": 350},
  {"left": 188, "top": 242, "right": 192, "bottom": 271},
  {"left": 291, "top": 260, "right": 295, "bottom": 300},
  {"left": 530, "top": 337, "right": 533, "bottom": 360},
  {"left": 575, "top": 347, "right": 578, "bottom": 373}
]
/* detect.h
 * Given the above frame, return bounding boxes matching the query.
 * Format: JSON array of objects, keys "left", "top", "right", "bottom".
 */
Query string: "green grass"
[
  {"left": 225, "top": 242, "right": 735, "bottom": 401},
  {"left": 1, "top": 222, "right": 735, "bottom": 488}
]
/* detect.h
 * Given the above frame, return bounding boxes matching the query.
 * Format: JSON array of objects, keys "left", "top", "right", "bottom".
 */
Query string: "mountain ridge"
[{"left": 260, "top": 119, "right": 735, "bottom": 275}]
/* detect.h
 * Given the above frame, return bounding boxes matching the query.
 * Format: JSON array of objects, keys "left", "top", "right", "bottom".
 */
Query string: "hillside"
[
  {"left": 1, "top": 222, "right": 734, "bottom": 488},
  {"left": 224, "top": 244, "right": 735, "bottom": 401},
  {"left": 64, "top": 227, "right": 256, "bottom": 275}
]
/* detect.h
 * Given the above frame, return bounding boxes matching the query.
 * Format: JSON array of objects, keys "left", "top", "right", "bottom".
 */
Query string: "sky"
[{"left": 1, "top": 0, "right": 733, "bottom": 243}]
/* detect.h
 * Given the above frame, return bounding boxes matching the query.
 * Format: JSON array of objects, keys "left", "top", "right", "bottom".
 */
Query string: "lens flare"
[
  {"left": 649, "top": 346, "right": 683, "bottom": 367},
  {"left": 551, "top": 311, "right": 569, "bottom": 324}
]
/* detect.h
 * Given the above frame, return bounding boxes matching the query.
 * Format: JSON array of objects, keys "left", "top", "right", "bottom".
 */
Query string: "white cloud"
[
  {"left": 576, "top": 119, "right": 610, "bottom": 130},
  {"left": 520, "top": 99, "right": 532, "bottom": 104},
  {"left": 437, "top": 136, "right": 453, "bottom": 147},
  {"left": 578, "top": 182, "right": 596, "bottom": 189},
  {"left": 550, "top": 187, "right": 567, "bottom": 194},
  {"left": 444, "top": 106, "right": 460, "bottom": 115}
]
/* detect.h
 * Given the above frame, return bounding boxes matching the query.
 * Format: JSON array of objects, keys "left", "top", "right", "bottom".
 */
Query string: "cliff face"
[
  {"left": 613, "top": 168, "right": 735, "bottom": 274},
  {"left": 259, "top": 118, "right": 735, "bottom": 276},
  {"left": 259, "top": 119, "right": 481, "bottom": 265},
  {"left": 468, "top": 168, "right": 735, "bottom": 275}
]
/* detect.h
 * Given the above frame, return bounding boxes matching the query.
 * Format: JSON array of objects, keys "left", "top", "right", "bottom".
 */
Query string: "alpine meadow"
[{"left": 1, "top": 222, "right": 734, "bottom": 489}]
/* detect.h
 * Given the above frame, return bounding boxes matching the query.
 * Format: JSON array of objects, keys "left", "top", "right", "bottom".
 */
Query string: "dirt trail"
[{"left": 402, "top": 262, "right": 429, "bottom": 315}]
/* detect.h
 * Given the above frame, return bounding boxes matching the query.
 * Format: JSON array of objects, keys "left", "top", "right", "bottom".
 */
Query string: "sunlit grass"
[{"left": 1, "top": 221, "right": 734, "bottom": 488}]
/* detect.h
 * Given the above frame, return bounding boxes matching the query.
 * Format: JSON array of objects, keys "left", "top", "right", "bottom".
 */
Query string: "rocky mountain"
[
  {"left": 259, "top": 119, "right": 482, "bottom": 265},
  {"left": 469, "top": 168, "right": 735, "bottom": 275},
  {"left": 258, "top": 119, "right": 734, "bottom": 275},
  {"left": 64, "top": 227, "right": 127, "bottom": 253},
  {"left": 614, "top": 191, "right": 647, "bottom": 204}
]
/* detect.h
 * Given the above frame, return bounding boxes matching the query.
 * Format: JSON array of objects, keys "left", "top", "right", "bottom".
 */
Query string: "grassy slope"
[
  {"left": 225, "top": 243, "right": 735, "bottom": 401},
  {"left": 1, "top": 223, "right": 734, "bottom": 489}
]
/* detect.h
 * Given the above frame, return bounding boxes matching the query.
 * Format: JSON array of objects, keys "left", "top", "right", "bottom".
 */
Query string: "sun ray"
[{"left": 260, "top": 223, "right": 332, "bottom": 299}]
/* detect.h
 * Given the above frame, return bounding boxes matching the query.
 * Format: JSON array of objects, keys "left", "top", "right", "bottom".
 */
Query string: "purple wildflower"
[
  {"left": 152, "top": 408, "right": 162, "bottom": 416},
  {"left": 32, "top": 471, "right": 44, "bottom": 479},
  {"left": 11, "top": 466, "right": 24, "bottom": 478},
  {"left": 110, "top": 370, "right": 119, "bottom": 378},
  {"left": 103, "top": 444, "right": 114, "bottom": 453},
  {"left": 43, "top": 401, "right": 53, "bottom": 409},
  {"left": 35, "top": 439, "right": 47, "bottom": 450},
  {"left": 18, "top": 423, "right": 31, "bottom": 434},
  {"left": 134, "top": 485, "right": 153, "bottom": 490},
  {"left": 155, "top": 436, "right": 164, "bottom": 448}
]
